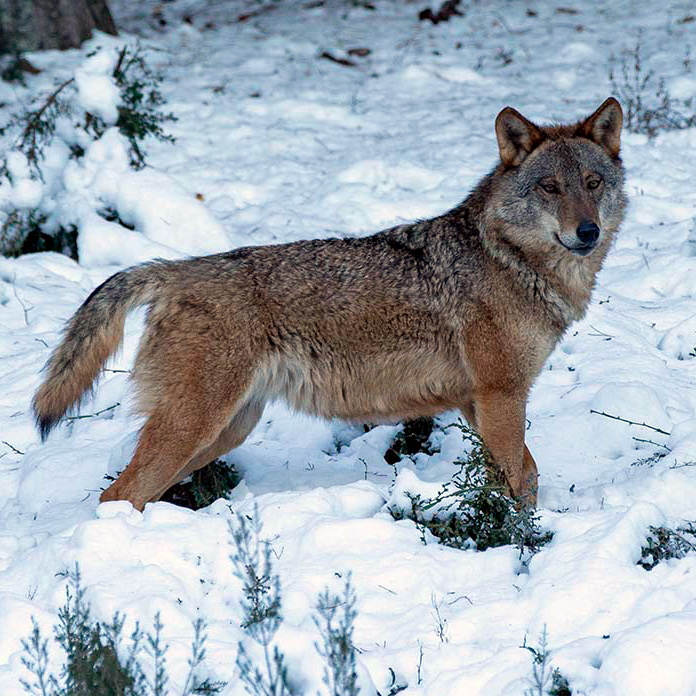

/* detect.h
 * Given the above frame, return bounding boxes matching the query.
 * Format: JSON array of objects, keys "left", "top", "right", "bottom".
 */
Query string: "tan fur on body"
[{"left": 33, "top": 99, "right": 627, "bottom": 510}]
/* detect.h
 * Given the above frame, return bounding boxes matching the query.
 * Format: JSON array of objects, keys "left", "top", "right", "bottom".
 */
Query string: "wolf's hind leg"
[
  {"left": 151, "top": 399, "right": 265, "bottom": 502},
  {"left": 100, "top": 391, "right": 266, "bottom": 510},
  {"left": 99, "top": 404, "right": 227, "bottom": 510},
  {"left": 98, "top": 301, "right": 267, "bottom": 509},
  {"left": 99, "top": 359, "right": 263, "bottom": 510}
]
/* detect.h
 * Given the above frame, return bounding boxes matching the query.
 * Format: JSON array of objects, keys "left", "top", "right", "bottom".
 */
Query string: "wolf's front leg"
[{"left": 469, "top": 390, "right": 538, "bottom": 506}]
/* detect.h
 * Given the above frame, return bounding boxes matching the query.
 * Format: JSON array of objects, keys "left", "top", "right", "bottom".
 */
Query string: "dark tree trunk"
[{"left": 0, "top": 0, "right": 117, "bottom": 55}]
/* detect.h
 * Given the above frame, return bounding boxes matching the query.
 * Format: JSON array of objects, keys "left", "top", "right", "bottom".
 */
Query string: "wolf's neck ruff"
[{"left": 478, "top": 227, "right": 587, "bottom": 330}]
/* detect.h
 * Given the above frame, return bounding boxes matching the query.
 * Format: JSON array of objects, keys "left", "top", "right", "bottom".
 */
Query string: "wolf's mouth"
[{"left": 555, "top": 234, "right": 597, "bottom": 257}]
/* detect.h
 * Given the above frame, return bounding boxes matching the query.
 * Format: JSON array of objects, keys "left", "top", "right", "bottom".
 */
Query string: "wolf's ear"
[
  {"left": 579, "top": 97, "right": 623, "bottom": 157},
  {"left": 495, "top": 107, "right": 544, "bottom": 167}
]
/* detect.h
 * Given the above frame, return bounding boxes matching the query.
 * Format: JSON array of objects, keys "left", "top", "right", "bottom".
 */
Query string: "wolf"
[{"left": 33, "top": 98, "right": 626, "bottom": 511}]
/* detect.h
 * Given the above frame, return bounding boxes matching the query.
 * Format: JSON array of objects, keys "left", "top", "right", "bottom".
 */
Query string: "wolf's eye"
[
  {"left": 587, "top": 177, "right": 602, "bottom": 190},
  {"left": 540, "top": 180, "right": 560, "bottom": 194}
]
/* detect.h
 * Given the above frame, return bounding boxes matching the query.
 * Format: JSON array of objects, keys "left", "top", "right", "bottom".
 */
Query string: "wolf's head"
[{"left": 485, "top": 98, "right": 626, "bottom": 265}]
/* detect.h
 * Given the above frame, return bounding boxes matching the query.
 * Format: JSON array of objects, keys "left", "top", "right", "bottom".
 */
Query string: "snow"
[
  {"left": 74, "top": 49, "right": 121, "bottom": 124},
  {"left": 0, "top": 153, "right": 43, "bottom": 208},
  {"left": 1, "top": 1, "right": 696, "bottom": 694}
]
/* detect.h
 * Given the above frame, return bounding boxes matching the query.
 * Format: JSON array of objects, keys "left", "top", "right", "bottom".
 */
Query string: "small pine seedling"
[
  {"left": 314, "top": 575, "right": 359, "bottom": 696},
  {"left": 522, "top": 626, "right": 572, "bottom": 696},
  {"left": 230, "top": 506, "right": 295, "bottom": 696}
]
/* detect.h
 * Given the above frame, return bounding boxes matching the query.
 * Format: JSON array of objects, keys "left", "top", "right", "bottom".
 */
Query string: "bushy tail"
[{"left": 33, "top": 263, "right": 165, "bottom": 440}]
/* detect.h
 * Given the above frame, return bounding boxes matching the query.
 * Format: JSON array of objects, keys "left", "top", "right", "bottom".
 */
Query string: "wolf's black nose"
[{"left": 576, "top": 221, "right": 600, "bottom": 245}]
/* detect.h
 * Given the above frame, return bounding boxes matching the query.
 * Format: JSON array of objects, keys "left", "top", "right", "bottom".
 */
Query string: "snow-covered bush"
[
  {"left": 388, "top": 421, "right": 551, "bottom": 554},
  {"left": 639, "top": 523, "right": 696, "bottom": 570},
  {"left": 0, "top": 44, "right": 176, "bottom": 259},
  {"left": 83, "top": 45, "right": 176, "bottom": 170},
  {"left": 21, "top": 515, "right": 370, "bottom": 696}
]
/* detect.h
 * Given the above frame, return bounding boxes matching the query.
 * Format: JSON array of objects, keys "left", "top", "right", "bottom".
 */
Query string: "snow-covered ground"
[{"left": 1, "top": 1, "right": 696, "bottom": 693}]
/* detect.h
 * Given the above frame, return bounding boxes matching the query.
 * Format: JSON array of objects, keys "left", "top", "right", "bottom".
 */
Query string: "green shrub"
[
  {"left": 384, "top": 417, "right": 438, "bottom": 465},
  {"left": 639, "top": 523, "right": 696, "bottom": 570},
  {"left": 230, "top": 507, "right": 367, "bottom": 696},
  {"left": 85, "top": 45, "right": 176, "bottom": 170},
  {"left": 389, "top": 421, "right": 551, "bottom": 554},
  {"left": 161, "top": 459, "right": 240, "bottom": 510},
  {"left": 20, "top": 566, "right": 223, "bottom": 696},
  {"left": 0, "top": 44, "right": 176, "bottom": 258},
  {"left": 314, "top": 576, "right": 359, "bottom": 696},
  {"left": 230, "top": 507, "right": 295, "bottom": 696}
]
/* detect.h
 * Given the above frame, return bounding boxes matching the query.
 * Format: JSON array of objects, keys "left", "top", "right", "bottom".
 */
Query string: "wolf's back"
[{"left": 33, "top": 264, "right": 164, "bottom": 440}]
